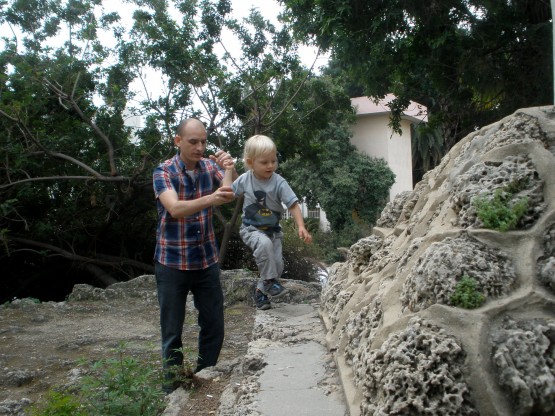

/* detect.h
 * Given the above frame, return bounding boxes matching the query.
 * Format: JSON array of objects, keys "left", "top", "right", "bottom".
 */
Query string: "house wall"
[{"left": 350, "top": 113, "right": 413, "bottom": 201}]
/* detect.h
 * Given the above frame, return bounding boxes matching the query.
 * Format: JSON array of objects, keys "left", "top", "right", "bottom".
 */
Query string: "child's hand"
[
  {"left": 222, "top": 158, "right": 235, "bottom": 171},
  {"left": 210, "top": 150, "right": 234, "bottom": 170},
  {"left": 298, "top": 227, "right": 312, "bottom": 244}
]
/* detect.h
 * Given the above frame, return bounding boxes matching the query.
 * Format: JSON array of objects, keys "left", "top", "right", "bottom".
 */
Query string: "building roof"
[{"left": 351, "top": 94, "right": 428, "bottom": 123}]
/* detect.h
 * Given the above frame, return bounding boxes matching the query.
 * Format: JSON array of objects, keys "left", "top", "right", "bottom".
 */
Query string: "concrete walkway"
[{"left": 218, "top": 302, "right": 349, "bottom": 416}]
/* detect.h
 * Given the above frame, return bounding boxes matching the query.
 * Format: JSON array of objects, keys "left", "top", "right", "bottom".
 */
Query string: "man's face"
[{"left": 174, "top": 121, "right": 207, "bottom": 168}]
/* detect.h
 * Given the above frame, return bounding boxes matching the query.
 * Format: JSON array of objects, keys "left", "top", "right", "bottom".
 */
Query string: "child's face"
[{"left": 248, "top": 151, "right": 277, "bottom": 180}]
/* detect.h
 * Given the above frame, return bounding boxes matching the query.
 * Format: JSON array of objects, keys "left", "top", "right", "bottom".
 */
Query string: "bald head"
[{"left": 177, "top": 118, "right": 206, "bottom": 137}]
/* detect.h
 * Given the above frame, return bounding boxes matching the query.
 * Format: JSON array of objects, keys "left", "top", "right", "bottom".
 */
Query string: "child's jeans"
[{"left": 239, "top": 225, "right": 284, "bottom": 291}]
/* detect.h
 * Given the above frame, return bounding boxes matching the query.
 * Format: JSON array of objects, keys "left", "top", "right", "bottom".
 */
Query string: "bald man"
[{"left": 153, "top": 118, "right": 237, "bottom": 393}]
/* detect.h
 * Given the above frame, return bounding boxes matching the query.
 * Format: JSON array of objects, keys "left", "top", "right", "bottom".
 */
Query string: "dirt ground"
[{"left": 0, "top": 276, "right": 256, "bottom": 416}]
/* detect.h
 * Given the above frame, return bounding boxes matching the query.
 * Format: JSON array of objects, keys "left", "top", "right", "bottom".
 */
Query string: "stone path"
[{"left": 218, "top": 302, "right": 349, "bottom": 415}]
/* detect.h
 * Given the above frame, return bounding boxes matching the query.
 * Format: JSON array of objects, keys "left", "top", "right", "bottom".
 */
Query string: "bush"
[
  {"left": 472, "top": 186, "right": 528, "bottom": 232},
  {"left": 29, "top": 343, "right": 165, "bottom": 416},
  {"left": 450, "top": 275, "right": 486, "bottom": 309},
  {"left": 29, "top": 391, "right": 86, "bottom": 416}
]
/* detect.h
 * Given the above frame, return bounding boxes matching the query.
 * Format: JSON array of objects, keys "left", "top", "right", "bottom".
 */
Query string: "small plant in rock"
[
  {"left": 450, "top": 275, "right": 486, "bottom": 309},
  {"left": 472, "top": 186, "right": 528, "bottom": 232}
]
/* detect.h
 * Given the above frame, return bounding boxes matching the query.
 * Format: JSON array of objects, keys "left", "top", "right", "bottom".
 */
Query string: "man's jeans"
[{"left": 155, "top": 262, "right": 224, "bottom": 375}]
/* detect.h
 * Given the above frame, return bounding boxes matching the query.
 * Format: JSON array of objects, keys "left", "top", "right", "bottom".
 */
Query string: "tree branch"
[
  {"left": 43, "top": 77, "right": 118, "bottom": 176},
  {"left": 0, "top": 175, "right": 131, "bottom": 190},
  {"left": 7, "top": 236, "right": 154, "bottom": 274}
]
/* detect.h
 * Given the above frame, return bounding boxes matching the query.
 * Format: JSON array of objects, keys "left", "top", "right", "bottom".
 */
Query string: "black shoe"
[
  {"left": 253, "top": 289, "right": 271, "bottom": 310},
  {"left": 263, "top": 279, "right": 288, "bottom": 298}
]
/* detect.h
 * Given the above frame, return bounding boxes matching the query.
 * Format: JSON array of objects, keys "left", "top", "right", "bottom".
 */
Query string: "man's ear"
[{"left": 173, "top": 135, "right": 181, "bottom": 146}]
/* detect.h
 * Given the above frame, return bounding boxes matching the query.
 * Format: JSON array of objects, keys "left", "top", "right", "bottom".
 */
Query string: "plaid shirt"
[{"left": 153, "top": 154, "right": 224, "bottom": 270}]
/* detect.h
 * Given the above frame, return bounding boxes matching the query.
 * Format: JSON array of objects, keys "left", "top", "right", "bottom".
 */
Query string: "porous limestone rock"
[
  {"left": 320, "top": 106, "right": 555, "bottom": 416},
  {"left": 491, "top": 316, "right": 555, "bottom": 416},
  {"left": 400, "top": 233, "right": 517, "bottom": 312}
]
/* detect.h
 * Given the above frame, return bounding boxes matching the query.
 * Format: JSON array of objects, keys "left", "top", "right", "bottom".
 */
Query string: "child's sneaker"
[
  {"left": 263, "top": 279, "right": 288, "bottom": 298},
  {"left": 253, "top": 289, "right": 271, "bottom": 310}
]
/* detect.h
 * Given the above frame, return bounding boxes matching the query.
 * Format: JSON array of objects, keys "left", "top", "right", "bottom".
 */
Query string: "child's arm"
[
  {"left": 288, "top": 202, "right": 312, "bottom": 243},
  {"left": 210, "top": 150, "right": 237, "bottom": 188},
  {"left": 222, "top": 159, "right": 235, "bottom": 187}
]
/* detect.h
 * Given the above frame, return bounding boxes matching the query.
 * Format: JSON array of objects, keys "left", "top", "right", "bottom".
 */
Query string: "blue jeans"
[{"left": 155, "top": 262, "right": 224, "bottom": 374}]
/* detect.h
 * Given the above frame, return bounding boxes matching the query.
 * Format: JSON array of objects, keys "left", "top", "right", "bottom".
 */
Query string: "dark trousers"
[{"left": 155, "top": 262, "right": 224, "bottom": 374}]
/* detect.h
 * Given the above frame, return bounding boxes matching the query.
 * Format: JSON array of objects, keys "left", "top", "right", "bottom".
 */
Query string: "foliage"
[
  {"left": 29, "top": 391, "right": 86, "bottom": 416},
  {"left": 472, "top": 187, "right": 529, "bottom": 232},
  {"left": 280, "top": 0, "right": 553, "bottom": 149},
  {"left": 29, "top": 343, "right": 165, "bottom": 416},
  {"left": 411, "top": 123, "right": 445, "bottom": 185},
  {"left": 77, "top": 345, "right": 165, "bottom": 416},
  {"left": 281, "top": 218, "right": 320, "bottom": 281},
  {"left": 0, "top": 0, "right": 355, "bottom": 300},
  {"left": 450, "top": 275, "right": 486, "bottom": 309},
  {"left": 309, "top": 222, "right": 367, "bottom": 264},
  {"left": 283, "top": 120, "right": 395, "bottom": 233}
]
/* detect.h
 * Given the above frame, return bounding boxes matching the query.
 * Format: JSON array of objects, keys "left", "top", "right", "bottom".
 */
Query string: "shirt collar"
[{"left": 174, "top": 154, "right": 208, "bottom": 173}]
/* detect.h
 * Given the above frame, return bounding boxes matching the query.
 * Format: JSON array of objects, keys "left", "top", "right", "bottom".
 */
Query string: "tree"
[
  {"left": 1, "top": 0, "right": 399, "bottom": 301},
  {"left": 0, "top": 0, "right": 227, "bottom": 299},
  {"left": 0, "top": 0, "right": 359, "bottom": 300},
  {"left": 280, "top": 0, "right": 553, "bottom": 150},
  {"left": 282, "top": 114, "right": 395, "bottom": 233}
]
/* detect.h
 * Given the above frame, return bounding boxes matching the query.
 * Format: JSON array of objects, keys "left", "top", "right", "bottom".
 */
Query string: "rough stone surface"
[
  {"left": 538, "top": 224, "right": 555, "bottom": 293},
  {"left": 321, "top": 106, "right": 555, "bottom": 416},
  {"left": 491, "top": 316, "right": 555, "bottom": 416},
  {"left": 401, "top": 233, "right": 517, "bottom": 312}
]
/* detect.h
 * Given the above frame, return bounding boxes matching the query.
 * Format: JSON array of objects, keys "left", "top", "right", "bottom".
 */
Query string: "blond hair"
[{"left": 243, "top": 135, "right": 277, "bottom": 167}]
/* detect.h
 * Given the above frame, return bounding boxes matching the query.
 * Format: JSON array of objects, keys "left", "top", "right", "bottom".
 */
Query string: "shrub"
[
  {"left": 29, "top": 343, "right": 165, "bottom": 416},
  {"left": 472, "top": 187, "right": 528, "bottom": 232},
  {"left": 450, "top": 275, "right": 486, "bottom": 309},
  {"left": 29, "top": 391, "right": 86, "bottom": 416}
]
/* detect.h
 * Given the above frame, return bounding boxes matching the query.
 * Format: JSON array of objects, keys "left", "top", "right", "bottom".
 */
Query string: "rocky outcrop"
[{"left": 320, "top": 106, "right": 555, "bottom": 416}]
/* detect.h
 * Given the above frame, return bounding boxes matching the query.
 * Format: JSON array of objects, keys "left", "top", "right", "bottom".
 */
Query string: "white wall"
[{"left": 350, "top": 113, "right": 413, "bottom": 201}]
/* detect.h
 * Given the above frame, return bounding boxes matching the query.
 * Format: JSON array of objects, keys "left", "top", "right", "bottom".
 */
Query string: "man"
[{"left": 152, "top": 118, "right": 237, "bottom": 392}]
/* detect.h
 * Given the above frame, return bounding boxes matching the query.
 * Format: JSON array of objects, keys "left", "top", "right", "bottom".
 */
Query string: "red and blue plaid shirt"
[{"left": 153, "top": 154, "right": 224, "bottom": 270}]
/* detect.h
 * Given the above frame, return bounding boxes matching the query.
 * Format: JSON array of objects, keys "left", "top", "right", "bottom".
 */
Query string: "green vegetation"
[
  {"left": 472, "top": 187, "right": 529, "bottom": 232},
  {"left": 450, "top": 275, "right": 486, "bottom": 309},
  {"left": 282, "top": 0, "right": 552, "bottom": 150},
  {"left": 0, "top": 0, "right": 368, "bottom": 301},
  {"left": 29, "top": 343, "right": 165, "bottom": 416},
  {"left": 29, "top": 391, "right": 85, "bottom": 416}
]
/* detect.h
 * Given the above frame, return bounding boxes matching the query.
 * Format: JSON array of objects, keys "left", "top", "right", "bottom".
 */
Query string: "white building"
[{"left": 350, "top": 95, "right": 427, "bottom": 201}]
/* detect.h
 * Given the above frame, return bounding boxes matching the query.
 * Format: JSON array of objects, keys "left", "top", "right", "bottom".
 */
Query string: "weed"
[
  {"left": 472, "top": 186, "right": 528, "bottom": 232},
  {"left": 28, "top": 391, "right": 86, "bottom": 416},
  {"left": 450, "top": 275, "right": 486, "bottom": 309},
  {"left": 29, "top": 342, "right": 166, "bottom": 416}
]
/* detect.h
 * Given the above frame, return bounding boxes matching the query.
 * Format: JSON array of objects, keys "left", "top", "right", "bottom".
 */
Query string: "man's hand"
[
  {"left": 209, "top": 150, "right": 234, "bottom": 169},
  {"left": 212, "top": 186, "right": 235, "bottom": 206}
]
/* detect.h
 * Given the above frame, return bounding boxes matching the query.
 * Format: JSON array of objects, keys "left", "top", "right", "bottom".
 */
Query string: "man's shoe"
[
  {"left": 264, "top": 279, "right": 288, "bottom": 298},
  {"left": 253, "top": 289, "right": 271, "bottom": 310}
]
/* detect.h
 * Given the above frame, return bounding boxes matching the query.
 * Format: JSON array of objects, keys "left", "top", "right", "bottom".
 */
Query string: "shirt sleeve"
[
  {"left": 278, "top": 178, "right": 299, "bottom": 208},
  {"left": 232, "top": 173, "right": 245, "bottom": 196},
  {"left": 153, "top": 165, "right": 173, "bottom": 199}
]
